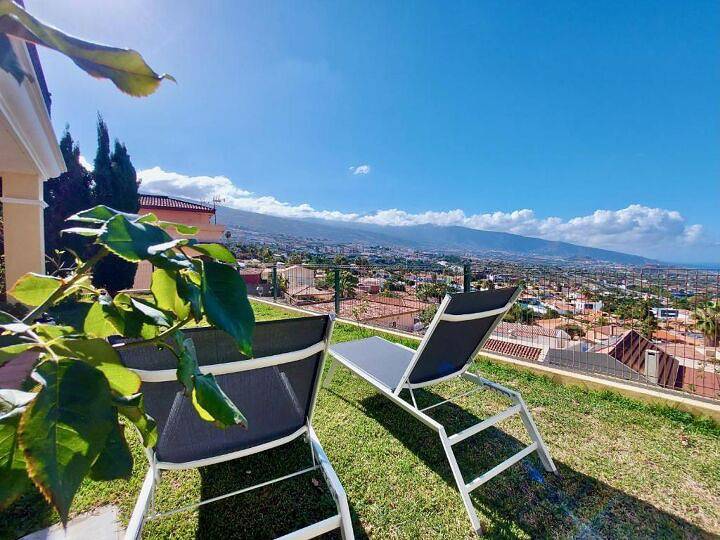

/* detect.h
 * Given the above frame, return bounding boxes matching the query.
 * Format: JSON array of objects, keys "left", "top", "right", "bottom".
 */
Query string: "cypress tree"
[
  {"left": 91, "top": 117, "right": 140, "bottom": 293},
  {"left": 93, "top": 114, "right": 113, "bottom": 206},
  {"left": 44, "top": 127, "right": 93, "bottom": 268}
]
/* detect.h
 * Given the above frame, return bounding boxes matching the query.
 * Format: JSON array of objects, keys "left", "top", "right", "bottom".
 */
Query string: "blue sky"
[{"left": 31, "top": 1, "right": 719, "bottom": 263}]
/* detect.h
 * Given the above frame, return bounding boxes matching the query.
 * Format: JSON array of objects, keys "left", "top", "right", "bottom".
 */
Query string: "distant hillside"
[{"left": 215, "top": 205, "right": 652, "bottom": 265}]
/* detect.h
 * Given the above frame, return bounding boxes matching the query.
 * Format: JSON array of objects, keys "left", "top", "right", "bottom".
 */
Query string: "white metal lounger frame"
[
  {"left": 125, "top": 315, "right": 354, "bottom": 540},
  {"left": 324, "top": 289, "right": 557, "bottom": 536}
]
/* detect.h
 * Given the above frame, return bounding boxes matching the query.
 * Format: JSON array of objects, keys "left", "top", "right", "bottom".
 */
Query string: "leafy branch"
[
  {"left": 0, "top": 0, "right": 174, "bottom": 96},
  {"left": 0, "top": 206, "right": 254, "bottom": 522}
]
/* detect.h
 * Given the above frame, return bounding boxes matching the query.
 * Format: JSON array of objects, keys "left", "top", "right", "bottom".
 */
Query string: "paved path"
[{"left": 20, "top": 506, "right": 123, "bottom": 540}]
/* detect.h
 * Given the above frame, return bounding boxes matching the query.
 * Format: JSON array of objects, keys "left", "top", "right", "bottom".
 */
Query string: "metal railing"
[{"left": 240, "top": 261, "right": 720, "bottom": 402}]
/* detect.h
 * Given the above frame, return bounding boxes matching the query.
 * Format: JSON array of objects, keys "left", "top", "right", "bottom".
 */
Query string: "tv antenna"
[{"left": 212, "top": 196, "right": 225, "bottom": 224}]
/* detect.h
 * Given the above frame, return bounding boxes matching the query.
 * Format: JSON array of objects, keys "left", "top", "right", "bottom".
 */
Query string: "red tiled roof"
[
  {"left": 482, "top": 338, "right": 542, "bottom": 362},
  {"left": 596, "top": 329, "right": 680, "bottom": 388},
  {"left": 139, "top": 194, "right": 215, "bottom": 213}
]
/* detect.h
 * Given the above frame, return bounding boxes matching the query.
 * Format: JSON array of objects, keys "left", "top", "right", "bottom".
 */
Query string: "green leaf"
[
  {"left": 200, "top": 261, "right": 254, "bottom": 356},
  {"left": 0, "top": 1, "right": 175, "bottom": 97},
  {"left": 0, "top": 407, "right": 32, "bottom": 508},
  {"left": 98, "top": 215, "right": 171, "bottom": 262},
  {"left": 157, "top": 221, "right": 198, "bottom": 235},
  {"left": 149, "top": 250, "right": 194, "bottom": 272},
  {"left": 9, "top": 273, "right": 62, "bottom": 306},
  {"left": 47, "top": 300, "right": 93, "bottom": 331},
  {"left": 135, "top": 213, "right": 157, "bottom": 224},
  {"left": 113, "top": 393, "right": 157, "bottom": 448},
  {"left": 151, "top": 269, "right": 190, "bottom": 320},
  {"left": 61, "top": 227, "right": 104, "bottom": 237},
  {"left": 67, "top": 205, "right": 137, "bottom": 224},
  {"left": 50, "top": 338, "right": 140, "bottom": 396},
  {"left": 88, "top": 420, "right": 132, "bottom": 481},
  {"left": 177, "top": 273, "right": 203, "bottom": 322},
  {"left": 32, "top": 324, "right": 78, "bottom": 341},
  {"left": 174, "top": 335, "right": 197, "bottom": 395},
  {"left": 192, "top": 373, "right": 247, "bottom": 428},
  {"left": 0, "top": 33, "right": 31, "bottom": 84},
  {"left": 84, "top": 302, "right": 123, "bottom": 338},
  {"left": 0, "top": 342, "right": 37, "bottom": 365},
  {"left": 0, "top": 389, "right": 35, "bottom": 415},
  {"left": 192, "top": 243, "right": 236, "bottom": 264},
  {"left": 147, "top": 238, "right": 190, "bottom": 255},
  {"left": 128, "top": 297, "right": 173, "bottom": 328},
  {"left": 19, "top": 359, "right": 116, "bottom": 522}
]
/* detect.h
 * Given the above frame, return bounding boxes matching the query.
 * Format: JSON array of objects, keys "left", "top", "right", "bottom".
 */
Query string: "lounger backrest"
[
  {"left": 115, "top": 315, "right": 332, "bottom": 466},
  {"left": 404, "top": 286, "right": 521, "bottom": 387}
]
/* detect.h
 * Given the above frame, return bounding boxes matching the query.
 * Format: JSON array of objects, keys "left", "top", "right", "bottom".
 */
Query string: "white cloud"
[
  {"left": 79, "top": 155, "right": 93, "bottom": 171},
  {"left": 349, "top": 164, "right": 371, "bottom": 175},
  {"left": 136, "top": 165, "right": 714, "bottom": 261}
]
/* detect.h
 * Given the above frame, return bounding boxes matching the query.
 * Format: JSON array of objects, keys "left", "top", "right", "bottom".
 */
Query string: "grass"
[{"left": 2, "top": 300, "right": 719, "bottom": 539}]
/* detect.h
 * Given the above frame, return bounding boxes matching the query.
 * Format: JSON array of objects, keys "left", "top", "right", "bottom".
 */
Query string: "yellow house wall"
[{"left": 2, "top": 172, "right": 45, "bottom": 296}]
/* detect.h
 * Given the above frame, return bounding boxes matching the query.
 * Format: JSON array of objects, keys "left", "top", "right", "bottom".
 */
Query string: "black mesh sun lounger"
[
  {"left": 324, "top": 287, "right": 556, "bottom": 536},
  {"left": 117, "top": 315, "right": 354, "bottom": 540}
]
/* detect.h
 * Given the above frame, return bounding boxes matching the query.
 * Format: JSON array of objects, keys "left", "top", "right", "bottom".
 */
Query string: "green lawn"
[{"left": 2, "top": 301, "right": 719, "bottom": 539}]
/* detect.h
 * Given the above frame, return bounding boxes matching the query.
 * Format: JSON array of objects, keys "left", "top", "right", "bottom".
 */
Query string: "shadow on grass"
[
  {"left": 194, "top": 437, "right": 365, "bottom": 540},
  {"left": 356, "top": 388, "right": 707, "bottom": 539}
]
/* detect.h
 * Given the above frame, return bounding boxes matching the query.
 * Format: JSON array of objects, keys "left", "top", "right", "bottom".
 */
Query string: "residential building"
[
  {"left": 132, "top": 194, "right": 226, "bottom": 289},
  {"left": 0, "top": 36, "right": 65, "bottom": 296}
]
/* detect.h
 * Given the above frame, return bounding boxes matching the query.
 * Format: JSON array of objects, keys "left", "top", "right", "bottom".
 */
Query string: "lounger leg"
[
  {"left": 308, "top": 425, "right": 355, "bottom": 539},
  {"left": 514, "top": 395, "right": 557, "bottom": 474},
  {"left": 439, "top": 428, "right": 483, "bottom": 536},
  {"left": 323, "top": 357, "right": 339, "bottom": 388},
  {"left": 125, "top": 467, "right": 157, "bottom": 540}
]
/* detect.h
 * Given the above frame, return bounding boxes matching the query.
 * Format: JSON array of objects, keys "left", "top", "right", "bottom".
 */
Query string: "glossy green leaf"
[
  {"left": 9, "top": 273, "right": 62, "bottom": 306},
  {"left": 97, "top": 215, "right": 171, "bottom": 262},
  {"left": 192, "top": 373, "right": 247, "bottom": 428},
  {"left": 88, "top": 420, "right": 132, "bottom": 481},
  {"left": 0, "top": 389, "right": 35, "bottom": 415},
  {"left": 0, "top": 405, "right": 32, "bottom": 508},
  {"left": 151, "top": 269, "right": 190, "bottom": 320},
  {"left": 47, "top": 300, "right": 93, "bottom": 332},
  {"left": 0, "top": 342, "right": 37, "bottom": 365},
  {"left": 113, "top": 393, "right": 157, "bottom": 448},
  {"left": 67, "top": 205, "right": 137, "bottom": 224},
  {"left": 83, "top": 302, "right": 123, "bottom": 338},
  {"left": 61, "top": 227, "right": 104, "bottom": 237},
  {"left": 177, "top": 273, "right": 203, "bottom": 322},
  {"left": 128, "top": 298, "right": 173, "bottom": 328},
  {"left": 50, "top": 338, "right": 140, "bottom": 396},
  {"left": 192, "top": 243, "right": 236, "bottom": 264},
  {"left": 174, "top": 335, "right": 197, "bottom": 395},
  {"left": 19, "top": 359, "right": 116, "bottom": 522},
  {"left": 135, "top": 213, "right": 157, "bottom": 224},
  {"left": 147, "top": 238, "right": 191, "bottom": 255},
  {"left": 200, "top": 261, "right": 254, "bottom": 356},
  {"left": 0, "top": 1, "right": 174, "bottom": 97},
  {"left": 157, "top": 221, "right": 198, "bottom": 235}
]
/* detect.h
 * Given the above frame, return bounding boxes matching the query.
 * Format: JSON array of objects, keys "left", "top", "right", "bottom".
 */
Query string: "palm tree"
[{"left": 694, "top": 301, "right": 720, "bottom": 347}]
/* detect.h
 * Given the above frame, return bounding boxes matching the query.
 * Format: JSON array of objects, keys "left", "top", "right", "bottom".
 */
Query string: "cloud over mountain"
[{"left": 137, "top": 166, "right": 714, "bottom": 261}]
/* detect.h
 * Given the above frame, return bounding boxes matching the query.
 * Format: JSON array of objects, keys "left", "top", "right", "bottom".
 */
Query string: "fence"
[{"left": 241, "top": 261, "right": 720, "bottom": 402}]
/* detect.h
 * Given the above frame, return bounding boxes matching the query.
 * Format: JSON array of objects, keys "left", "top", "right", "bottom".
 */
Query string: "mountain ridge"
[{"left": 213, "top": 205, "right": 652, "bottom": 265}]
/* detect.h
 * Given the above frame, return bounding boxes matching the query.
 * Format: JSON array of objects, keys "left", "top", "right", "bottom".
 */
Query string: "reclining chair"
[
  {"left": 323, "top": 287, "right": 556, "bottom": 535},
  {"left": 117, "top": 314, "right": 354, "bottom": 539}
]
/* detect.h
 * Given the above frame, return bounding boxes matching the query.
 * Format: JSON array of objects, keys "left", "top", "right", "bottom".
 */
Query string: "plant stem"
[{"left": 23, "top": 247, "right": 109, "bottom": 324}]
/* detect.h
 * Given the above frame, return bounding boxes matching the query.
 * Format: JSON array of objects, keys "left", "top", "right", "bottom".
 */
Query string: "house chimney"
[{"left": 645, "top": 349, "right": 659, "bottom": 385}]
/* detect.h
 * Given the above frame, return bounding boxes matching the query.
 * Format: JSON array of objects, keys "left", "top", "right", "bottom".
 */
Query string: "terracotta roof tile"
[
  {"left": 139, "top": 194, "right": 215, "bottom": 213},
  {"left": 482, "top": 338, "right": 542, "bottom": 362}
]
